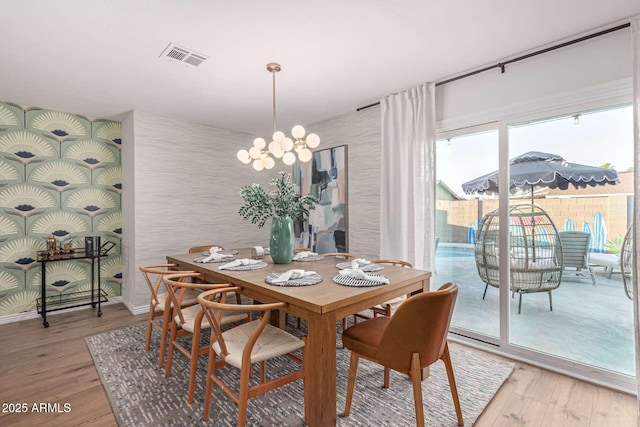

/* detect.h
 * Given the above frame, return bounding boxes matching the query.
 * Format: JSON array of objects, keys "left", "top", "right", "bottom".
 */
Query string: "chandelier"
[{"left": 237, "top": 62, "right": 320, "bottom": 170}]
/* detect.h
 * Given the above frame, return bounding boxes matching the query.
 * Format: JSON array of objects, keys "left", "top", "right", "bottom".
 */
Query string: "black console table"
[{"left": 37, "top": 250, "right": 109, "bottom": 328}]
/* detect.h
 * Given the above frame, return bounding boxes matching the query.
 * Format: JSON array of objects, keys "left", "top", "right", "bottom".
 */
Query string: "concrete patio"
[{"left": 434, "top": 244, "right": 635, "bottom": 376}]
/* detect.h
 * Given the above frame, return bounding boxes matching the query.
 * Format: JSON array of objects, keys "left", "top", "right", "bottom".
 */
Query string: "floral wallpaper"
[{"left": 0, "top": 101, "right": 122, "bottom": 316}]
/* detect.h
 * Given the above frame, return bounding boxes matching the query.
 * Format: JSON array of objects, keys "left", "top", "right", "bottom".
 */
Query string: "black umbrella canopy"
[{"left": 461, "top": 151, "right": 619, "bottom": 196}]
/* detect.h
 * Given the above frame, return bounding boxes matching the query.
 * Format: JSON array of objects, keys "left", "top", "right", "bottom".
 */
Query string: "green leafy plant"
[
  {"left": 238, "top": 171, "right": 318, "bottom": 228},
  {"left": 605, "top": 235, "right": 623, "bottom": 254}
]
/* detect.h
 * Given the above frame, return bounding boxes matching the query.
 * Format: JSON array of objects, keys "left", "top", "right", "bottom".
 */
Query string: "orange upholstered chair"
[{"left": 342, "top": 282, "right": 463, "bottom": 427}]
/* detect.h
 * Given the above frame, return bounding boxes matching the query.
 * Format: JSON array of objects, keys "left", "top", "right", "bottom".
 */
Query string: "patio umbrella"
[
  {"left": 461, "top": 151, "right": 619, "bottom": 203},
  {"left": 462, "top": 151, "right": 619, "bottom": 260}
]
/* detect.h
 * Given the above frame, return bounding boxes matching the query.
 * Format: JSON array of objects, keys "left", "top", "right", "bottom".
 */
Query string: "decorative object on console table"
[
  {"left": 293, "top": 144, "right": 348, "bottom": 253},
  {"left": 85, "top": 236, "right": 101, "bottom": 257},
  {"left": 239, "top": 171, "right": 318, "bottom": 264}
]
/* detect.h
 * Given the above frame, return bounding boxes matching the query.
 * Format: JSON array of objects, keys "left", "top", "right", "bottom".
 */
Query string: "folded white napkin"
[
  {"left": 340, "top": 267, "right": 389, "bottom": 284},
  {"left": 219, "top": 258, "right": 261, "bottom": 269},
  {"left": 351, "top": 258, "right": 371, "bottom": 267},
  {"left": 199, "top": 251, "right": 230, "bottom": 263},
  {"left": 271, "top": 269, "right": 317, "bottom": 283},
  {"left": 208, "top": 246, "right": 223, "bottom": 254},
  {"left": 293, "top": 251, "right": 319, "bottom": 260}
]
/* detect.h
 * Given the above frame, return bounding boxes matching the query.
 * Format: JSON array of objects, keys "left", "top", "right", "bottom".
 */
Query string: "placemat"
[
  {"left": 336, "top": 261, "right": 384, "bottom": 272},
  {"left": 265, "top": 272, "right": 323, "bottom": 287},
  {"left": 333, "top": 273, "right": 389, "bottom": 287}
]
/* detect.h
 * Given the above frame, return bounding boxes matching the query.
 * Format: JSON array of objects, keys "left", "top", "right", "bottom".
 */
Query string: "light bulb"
[
  {"left": 272, "top": 147, "right": 284, "bottom": 158},
  {"left": 298, "top": 148, "right": 312, "bottom": 162},
  {"left": 291, "top": 125, "right": 305, "bottom": 139},
  {"left": 281, "top": 137, "right": 294, "bottom": 152},
  {"left": 269, "top": 141, "right": 282, "bottom": 155},
  {"left": 263, "top": 156, "right": 275, "bottom": 169},
  {"left": 253, "top": 137, "right": 266, "bottom": 149},
  {"left": 273, "top": 131, "right": 285, "bottom": 143},
  {"left": 253, "top": 159, "right": 264, "bottom": 171},
  {"left": 306, "top": 133, "right": 320, "bottom": 148},
  {"left": 249, "top": 146, "right": 262, "bottom": 159},
  {"left": 237, "top": 149, "right": 250, "bottom": 163},
  {"left": 282, "top": 151, "right": 296, "bottom": 165}
]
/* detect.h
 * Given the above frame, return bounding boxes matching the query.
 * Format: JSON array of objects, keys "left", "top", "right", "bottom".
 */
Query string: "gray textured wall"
[
  {"left": 122, "top": 111, "right": 277, "bottom": 309},
  {"left": 306, "top": 105, "right": 382, "bottom": 259}
]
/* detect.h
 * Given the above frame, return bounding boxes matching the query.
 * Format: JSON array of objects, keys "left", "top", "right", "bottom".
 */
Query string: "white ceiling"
[{"left": 1, "top": 1, "right": 639, "bottom": 136}]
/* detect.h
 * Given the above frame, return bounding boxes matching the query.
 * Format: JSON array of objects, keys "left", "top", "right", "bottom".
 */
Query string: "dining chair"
[
  {"left": 342, "top": 282, "right": 463, "bottom": 427},
  {"left": 353, "top": 259, "right": 413, "bottom": 324},
  {"left": 198, "top": 287, "right": 308, "bottom": 426},
  {"left": 139, "top": 263, "right": 199, "bottom": 368},
  {"left": 188, "top": 245, "right": 225, "bottom": 254},
  {"left": 163, "top": 272, "right": 250, "bottom": 404}
]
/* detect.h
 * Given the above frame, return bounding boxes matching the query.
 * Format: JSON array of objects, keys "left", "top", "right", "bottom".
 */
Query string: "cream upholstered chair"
[
  {"left": 198, "top": 287, "right": 308, "bottom": 426},
  {"left": 139, "top": 264, "right": 199, "bottom": 368},
  {"left": 353, "top": 259, "right": 413, "bottom": 324},
  {"left": 163, "top": 272, "right": 249, "bottom": 404},
  {"left": 342, "top": 282, "right": 463, "bottom": 427},
  {"left": 188, "top": 245, "right": 224, "bottom": 254}
]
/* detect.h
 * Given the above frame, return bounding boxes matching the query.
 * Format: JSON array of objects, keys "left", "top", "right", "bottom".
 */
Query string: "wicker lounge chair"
[{"left": 475, "top": 204, "right": 563, "bottom": 314}]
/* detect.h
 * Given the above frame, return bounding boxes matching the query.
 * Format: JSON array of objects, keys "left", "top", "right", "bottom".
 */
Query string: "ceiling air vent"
[{"left": 159, "top": 43, "right": 209, "bottom": 67}]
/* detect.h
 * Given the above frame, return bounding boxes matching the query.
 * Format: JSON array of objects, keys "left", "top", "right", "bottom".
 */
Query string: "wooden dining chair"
[
  {"left": 353, "top": 259, "right": 414, "bottom": 324},
  {"left": 188, "top": 244, "right": 225, "bottom": 254},
  {"left": 163, "top": 272, "right": 249, "bottom": 404},
  {"left": 342, "top": 282, "right": 463, "bottom": 427},
  {"left": 198, "top": 287, "right": 308, "bottom": 426},
  {"left": 139, "top": 264, "right": 199, "bottom": 368}
]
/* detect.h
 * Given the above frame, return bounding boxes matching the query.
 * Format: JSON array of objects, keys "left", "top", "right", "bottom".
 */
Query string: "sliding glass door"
[
  {"left": 436, "top": 102, "right": 635, "bottom": 389},
  {"left": 435, "top": 126, "right": 499, "bottom": 341}
]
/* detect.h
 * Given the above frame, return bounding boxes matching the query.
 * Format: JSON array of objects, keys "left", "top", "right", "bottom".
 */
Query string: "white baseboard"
[
  {"left": 121, "top": 299, "right": 149, "bottom": 316},
  {"left": 0, "top": 297, "right": 123, "bottom": 325}
]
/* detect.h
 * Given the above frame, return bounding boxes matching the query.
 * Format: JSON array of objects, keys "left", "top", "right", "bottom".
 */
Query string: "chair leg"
[
  {"left": 157, "top": 311, "right": 170, "bottom": 368},
  {"left": 383, "top": 367, "right": 390, "bottom": 388},
  {"left": 441, "top": 343, "right": 464, "bottom": 426},
  {"left": 165, "top": 321, "right": 178, "bottom": 378},
  {"left": 482, "top": 284, "right": 488, "bottom": 300},
  {"left": 518, "top": 292, "right": 523, "bottom": 314},
  {"left": 344, "top": 352, "right": 359, "bottom": 416},
  {"left": 145, "top": 306, "right": 154, "bottom": 350},
  {"left": 187, "top": 329, "right": 200, "bottom": 404},
  {"left": 548, "top": 291, "right": 553, "bottom": 312},
  {"left": 238, "top": 360, "right": 252, "bottom": 427},
  {"left": 203, "top": 346, "right": 216, "bottom": 421},
  {"left": 410, "top": 353, "right": 425, "bottom": 427}
]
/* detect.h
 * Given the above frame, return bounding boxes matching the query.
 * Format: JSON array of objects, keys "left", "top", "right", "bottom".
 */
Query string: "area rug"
[{"left": 86, "top": 322, "right": 513, "bottom": 426}]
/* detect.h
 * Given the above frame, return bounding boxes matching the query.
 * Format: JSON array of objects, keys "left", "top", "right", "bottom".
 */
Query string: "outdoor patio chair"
[
  {"left": 476, "top": 204, "right": 563, "bottom": 314},
  {"left": 558, "top": 231, "right": 596, "bottom": 286},
  {"left": 342, "top": 282, "right": 463, "bottom": 427},
  {"left": 621, "top": 224, "right": 633, "bottom": 300}
]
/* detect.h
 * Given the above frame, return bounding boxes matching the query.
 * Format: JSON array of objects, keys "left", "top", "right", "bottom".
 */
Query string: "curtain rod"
[{"left": 356, "top": 22, "right": 631, "bottom": 112}]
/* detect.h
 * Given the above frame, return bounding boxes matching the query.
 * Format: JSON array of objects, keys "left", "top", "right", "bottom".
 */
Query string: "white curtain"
[
  {"left": 632, "top": 16, "right": 640, "bottom": 421},
  {"left": 380, "top": 83, "right": 436, "bottom": 272}
]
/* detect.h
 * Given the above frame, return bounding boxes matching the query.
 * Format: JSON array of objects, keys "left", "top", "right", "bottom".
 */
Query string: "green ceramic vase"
[{"left": 270, "top": 216, "right": 294, "bottom": 264}]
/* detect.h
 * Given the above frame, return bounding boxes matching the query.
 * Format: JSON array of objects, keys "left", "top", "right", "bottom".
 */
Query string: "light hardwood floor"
[{"left": 0, "top": 303, "right": 636, "bottom": 426}]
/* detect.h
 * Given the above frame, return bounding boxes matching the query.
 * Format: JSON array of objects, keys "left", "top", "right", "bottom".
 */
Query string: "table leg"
[
  {"left": 97, "top": 255, "right": 102, "bottom": 317},
  {"left": 306, "top": 311, "right": 337, "bottom": 426}
]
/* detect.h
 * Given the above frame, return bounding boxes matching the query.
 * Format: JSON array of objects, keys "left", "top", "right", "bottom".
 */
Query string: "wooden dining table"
[{"left": 167, "top": 249, "right": 431, "bottom": 427}]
